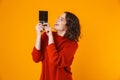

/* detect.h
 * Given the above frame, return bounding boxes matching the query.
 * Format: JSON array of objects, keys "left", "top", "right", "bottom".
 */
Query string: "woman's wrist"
[
  {"left": 48, "top": 35, "right": 54, "bottom": 45},
  {"left": 35, "top": 34, "right": 42, "bottom": 50},
  {"left": 37, "top": 32, "right": 42, "bottom": 36},
  {"left": 37, "top": 33, "right": 42, "bottom": 37}
]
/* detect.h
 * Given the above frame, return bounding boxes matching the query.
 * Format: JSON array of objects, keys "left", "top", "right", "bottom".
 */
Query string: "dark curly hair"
[{"left": 64, "top": 11, "right": 81, "bottom": 42}]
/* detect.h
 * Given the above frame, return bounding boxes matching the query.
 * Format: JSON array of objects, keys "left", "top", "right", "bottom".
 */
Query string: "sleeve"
[
  {"left": 46, "top": 42, "right": 78, "bottom": 68},
  {"left": 31, "top": 46, "right": 42, "bottom": 63},
  {"left": 31, "top": 32, "right": 46, "bottom": 63}
]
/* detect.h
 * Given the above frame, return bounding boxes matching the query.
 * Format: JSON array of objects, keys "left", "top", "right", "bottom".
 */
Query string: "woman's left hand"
[
  {"left": 43, "top": 23, "right": 52, "bottom": 37},
  {"left": 43, "top": 23, "right": 54, "bottom": 44}
]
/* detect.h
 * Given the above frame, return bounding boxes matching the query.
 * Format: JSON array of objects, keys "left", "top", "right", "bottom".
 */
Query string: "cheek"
[
  {"left": 60, "top": 24, "right": 67, "bottom": 30},
  {"left": 61, "top": 23, "right": 66, "bottom": 29}
]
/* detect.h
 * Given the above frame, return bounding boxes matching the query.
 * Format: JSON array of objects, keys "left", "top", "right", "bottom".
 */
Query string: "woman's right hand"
[
  {"left": 35, "top": 23, "right": 43, "bottom": 50},
  {"left": 35, "top": 23, "right": 44, "bottom": 35}
]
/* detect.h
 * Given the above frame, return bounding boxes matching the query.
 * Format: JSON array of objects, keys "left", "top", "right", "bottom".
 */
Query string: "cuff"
[
  {"left": 47, "top": 43, "right": 55, "bottom": 49},
  {"left": 33, "top": 46, "right": 41, "bottom": 53}
]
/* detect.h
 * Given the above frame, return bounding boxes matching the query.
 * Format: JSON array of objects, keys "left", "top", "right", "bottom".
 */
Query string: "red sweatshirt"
[{"left": 32, "top": 32, "right": 78, "bottom": 80}]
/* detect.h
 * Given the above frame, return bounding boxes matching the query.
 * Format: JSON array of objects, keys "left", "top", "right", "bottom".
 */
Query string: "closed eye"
[{"left": 60, "top": 17, "right": 65, "bottom": 21}]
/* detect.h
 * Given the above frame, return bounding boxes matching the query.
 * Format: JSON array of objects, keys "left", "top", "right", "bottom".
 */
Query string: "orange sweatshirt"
[{"left": 32, "top": 32, "right": 78, "bottom": 80}]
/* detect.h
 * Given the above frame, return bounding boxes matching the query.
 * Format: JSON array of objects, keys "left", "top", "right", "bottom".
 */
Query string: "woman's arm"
[
  {"left": 35, "top": 23, "right": 44, "bottom": 50},
  {"left": 35, "top": 34, "right": 41, "bottom": 50},
  {"left": 44, "top": 23, "right": 54, "bottom": 45},
  {"left": 47, "top": 42, "right": 78, "bottom": 68},
  {"left": 43, "top": 23, "right": 78, "bottom": 68},
  {"left": 31, "top": 23, "right": 44, "bottom": 63}
]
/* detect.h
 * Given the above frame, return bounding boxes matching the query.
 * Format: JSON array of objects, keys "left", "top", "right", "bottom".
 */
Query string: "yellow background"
[{"left": 0, "top": 0, "right": 120, "bottom": 80}]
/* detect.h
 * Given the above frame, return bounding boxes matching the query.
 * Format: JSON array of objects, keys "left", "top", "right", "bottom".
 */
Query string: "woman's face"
[{"left": 54, "top": 13, "right": 67, "bottom": 31}]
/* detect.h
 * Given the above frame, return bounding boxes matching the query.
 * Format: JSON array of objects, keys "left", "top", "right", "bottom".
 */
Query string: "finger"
[
  {"left": 44, "top": 26, "right": 48, "bottom": 31},
  {"left": 43, "top": 23, "right": 48, "bottom": 26},
  {"left": 43, "top": 22, "right": 50, "bottom": 26},
  {"left": 46, "top": 23, "right": 50, "bottom": 27},
  {"left": 38, "top": 23, "right": 42, "bottom": 26},
  {"left": 44, "top": 26, "right": 48, "bottom": 33},
  {"left": 47, "top": 30, "right": 49, "bottom": 33},
  {"left": 43, "top": 22, "right": 48, "bottom": 25},
  {"left": 40, "top": 30, "right": 43, "bottom": 33},
  {"left": 38, "top": 23, "right": 44, "bottom": 30}
]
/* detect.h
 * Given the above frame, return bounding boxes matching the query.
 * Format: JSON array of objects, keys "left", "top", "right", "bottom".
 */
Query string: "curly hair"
[{"left": 64, "top": 12, "right": 81, "bottom": 42}]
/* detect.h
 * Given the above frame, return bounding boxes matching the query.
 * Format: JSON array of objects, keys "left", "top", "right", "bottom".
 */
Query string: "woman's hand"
[
  {"left": 35, "top": 23, "right": 44, "bottom": 35},
  {"left": 44, "top": 23, "right": 54, "bottom": 45},
  {"left": 44, "top": 23, "right": 52, "bottom": 37},
  {"left": 35, "top": 23, "right": 44, "bottom": 50}
]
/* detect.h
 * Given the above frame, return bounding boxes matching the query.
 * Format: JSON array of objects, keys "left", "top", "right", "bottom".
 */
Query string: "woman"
[{"left": 32, "top": 11, "right": 81, "bottom": 80}]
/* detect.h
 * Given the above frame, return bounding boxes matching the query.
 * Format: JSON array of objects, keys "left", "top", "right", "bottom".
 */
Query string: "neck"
[{"left": 57, "top": 30, "right": 66, "bottom": 37}]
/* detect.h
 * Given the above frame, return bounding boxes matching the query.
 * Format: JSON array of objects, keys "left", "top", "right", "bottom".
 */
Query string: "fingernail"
[
  {"left": 47, "top": 31, "right": 49, "bottom": 33},
  {"left": 40, "top": 30, "right": 43, "bottom": 32}
]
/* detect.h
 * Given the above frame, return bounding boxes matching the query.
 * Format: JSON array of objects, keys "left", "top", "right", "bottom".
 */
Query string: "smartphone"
[{"left": 39, "top": 10, "right": 48, "bottom": 26}]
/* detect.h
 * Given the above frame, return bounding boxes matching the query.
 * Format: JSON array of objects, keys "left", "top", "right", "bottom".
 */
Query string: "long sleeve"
[
  {"left": 31, "top": 32, "right": 78, "bottom": 80},
  {"left": 46, "top": 42, "right": 78, "bottom": 68},
  {"left": 31, "top": 32, "right": 47, "bottom": 63},
  {"left": 32, "top": 46, "right": 42, "bottom": 63}
]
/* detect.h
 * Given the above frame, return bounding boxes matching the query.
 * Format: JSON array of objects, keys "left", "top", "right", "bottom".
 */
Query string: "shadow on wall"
[
  {"left": 0, "top": 77, "right": 2, "bottom": 80},
  {"left": 0, "top": 0, "right": 2, "bottom": 4},
  {"left": 118, "top": 0, "right": 120, "bottom": 5}
]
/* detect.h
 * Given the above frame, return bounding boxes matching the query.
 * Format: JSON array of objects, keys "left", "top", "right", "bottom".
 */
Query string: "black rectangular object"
[{"left": 39, "top": 11, "right": 48, "bottom": 24}]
